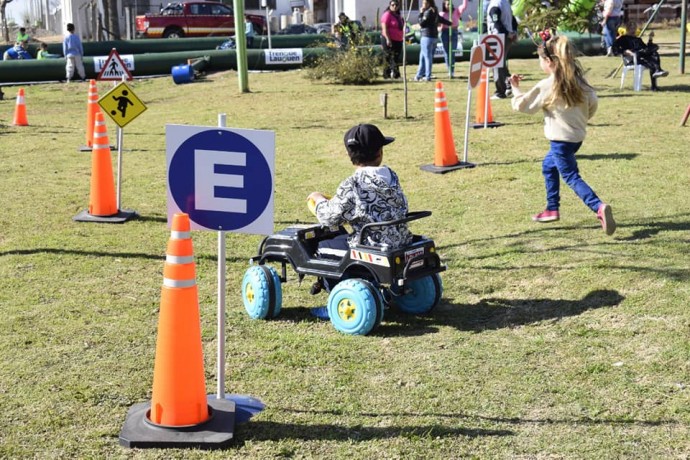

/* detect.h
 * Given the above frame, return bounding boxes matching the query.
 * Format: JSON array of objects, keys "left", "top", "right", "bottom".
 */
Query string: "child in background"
[
  {"left": 510, "top": 32, "right": 616, "bottom": 235},
  {"left": 36, "top": 42, "right": 60, "bottom": 59}
]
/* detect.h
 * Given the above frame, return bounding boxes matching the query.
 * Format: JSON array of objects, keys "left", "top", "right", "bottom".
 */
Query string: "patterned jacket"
[{"left": 315, "top": 166, "right": 413, "bottom": 250}]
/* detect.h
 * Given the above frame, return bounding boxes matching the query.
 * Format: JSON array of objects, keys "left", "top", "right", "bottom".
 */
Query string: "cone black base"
[
  {"left": 472, "top": 122, "right": 504, "bottom": 129},
  {"left": 73, "top": 209, "right": 137, "bottom": 223},
  {"left": 420, "top": 162, "right": 476, "bottom": 174},
  {"left": 119, "top": 398, "right": 236, "bottom": 449}
]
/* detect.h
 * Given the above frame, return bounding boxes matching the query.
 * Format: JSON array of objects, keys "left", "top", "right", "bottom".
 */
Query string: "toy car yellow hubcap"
[
  {"left": 245, "top": 283, "right": 255, "bottom": 303},
  {"left": 337, "top": 299, "right": 357, "bottom": 321}
]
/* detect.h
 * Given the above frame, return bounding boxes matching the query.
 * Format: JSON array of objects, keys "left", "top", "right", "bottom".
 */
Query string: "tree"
[
  {"left": 106, "top": 0, "right": 121, "bottom": 40},
  {"left": 514, "top": 0, "right": 599, "bottom": 35},
  {"left": 1, "top": 0, "right": 15, "bottom": 44}
]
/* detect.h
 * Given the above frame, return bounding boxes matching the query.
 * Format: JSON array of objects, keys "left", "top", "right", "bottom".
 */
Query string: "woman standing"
[
  {"left": 601, "top": 0, "right": 624, "bottom": 56},
  {"left": 381, "top": 1, "right": 405, "bottom": 79},
  {"left": 414, "top": 0, "right": 451, "bottom": 82},
  {"left": 438, "top": 0, "right": 467, "bottom": 78}
]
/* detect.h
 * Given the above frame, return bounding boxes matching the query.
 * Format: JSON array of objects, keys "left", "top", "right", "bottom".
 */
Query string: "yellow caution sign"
[{"left": 99, "top": 82, "right": 147, "bottom": 128}]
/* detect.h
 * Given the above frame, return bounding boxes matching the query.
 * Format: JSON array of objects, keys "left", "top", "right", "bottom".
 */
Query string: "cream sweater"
[{"left": 511, "top": 75, "right": 598, "bottom": 143}]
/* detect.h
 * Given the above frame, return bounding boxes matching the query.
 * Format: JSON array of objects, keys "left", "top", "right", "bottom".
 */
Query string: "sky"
[{"left": 5, "top": 0, "right": 62, "bottom": 23}]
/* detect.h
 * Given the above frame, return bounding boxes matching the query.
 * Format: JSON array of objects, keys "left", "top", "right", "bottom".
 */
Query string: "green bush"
[{"left": 305, "top": 34, "right": 381, "bottom": 85}]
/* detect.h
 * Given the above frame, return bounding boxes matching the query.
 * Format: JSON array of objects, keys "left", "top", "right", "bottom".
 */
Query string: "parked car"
[
  {"left": 135, "top": 1, "right": 265, "bottom": 38},
  {"left": 313, "top": 22, "right": 333, "bottom": 34},
  {"left": 276, "top": 24, "right": 318, "bottom": 35}
]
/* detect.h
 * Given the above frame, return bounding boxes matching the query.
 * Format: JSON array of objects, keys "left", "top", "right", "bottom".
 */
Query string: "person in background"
[
  {"left": 63, "top": 23, "right": 86, "bottom": 82},
  {"left": 486, "top": 0, "right": 517, "bottom": 99},
  {"left": 37, "top": 42, "right": 60, "bottom": 59},
  {"left": 245, "top": 15, "right": 256, "bottom": 47},
  {"left": 601, "top": 0, "right": 624, "bottom": 56},
  {"left": 509, "top": 32, "right": 616, "bottom": 235},
  {"left": 414, "top": 0, "right": 451, "bottom": 82},
  {"left": 3, "top": 41, "right": 32, "bottom": 60},
  {"left": 16, "top": 27, "right": 31, "bottom": 43},
  {"left": 333, "top": 12, "right": 360, "bottom": 48},
  {"left": 381, "top": 0, "right": 405, "bottom": 79},
  {"left": 439, "top": 0, "right": 468, "bottom": 78}
]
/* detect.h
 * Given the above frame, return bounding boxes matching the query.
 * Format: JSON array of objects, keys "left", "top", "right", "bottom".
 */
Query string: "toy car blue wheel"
[
  {"left": 396, "top": 274, "right": 442, "bottom": 315},
  {"left": 242, "top": 265, "right": 282, "bottom": 320},
  {"left": 327, "top": 279, "right": 383, "bottom": 335}
]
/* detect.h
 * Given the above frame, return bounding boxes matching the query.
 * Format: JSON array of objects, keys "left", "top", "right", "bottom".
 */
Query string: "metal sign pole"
[
  {"left": 116, "top": 75, "right": 125, "bottom": 210},
  {"left": 484, "top": 68, "right": 490, "bottom": 129},
  {"left": 216, "top": 113, "right": 227, "bottom": 400}
]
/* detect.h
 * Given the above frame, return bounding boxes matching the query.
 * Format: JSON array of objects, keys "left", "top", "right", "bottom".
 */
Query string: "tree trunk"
[
  {"left": 107, "top": 0, "right": 120, "bottom": 40},
  {"left": 1, "top": 0, "right": 14, "bottom": 44}
]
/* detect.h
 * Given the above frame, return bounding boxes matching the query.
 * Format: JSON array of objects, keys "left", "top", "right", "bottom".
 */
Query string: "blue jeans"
[
  {"left": 542, "top": 141, "right": 602, "bottom": 213},
  {"left": 440, "top": 29, "right": 458, "bottom": 74},
  {"left": 604, "top": 16, "right": 623, "bottom": 49},
  {"left": 416, "top": 36, "right": 437, "bottom": 80}
]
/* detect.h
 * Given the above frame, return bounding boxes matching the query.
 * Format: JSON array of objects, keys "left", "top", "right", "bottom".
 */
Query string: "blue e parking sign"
[{"left": 166, "top": 125, "right": 275, "bottom": 234}]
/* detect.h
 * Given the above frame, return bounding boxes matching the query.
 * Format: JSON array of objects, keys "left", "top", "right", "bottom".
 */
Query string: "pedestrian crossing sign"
[
  {"left": 97, "top": 48, "right": 133, "bottom": 81},
  {"left": 99, "top": 82, "right": 147, "bottom": 128}
]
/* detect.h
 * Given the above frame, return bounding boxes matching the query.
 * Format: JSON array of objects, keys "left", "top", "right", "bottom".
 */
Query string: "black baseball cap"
[{"left": 343, "top": 124, "right": 395, "bottom": 157}]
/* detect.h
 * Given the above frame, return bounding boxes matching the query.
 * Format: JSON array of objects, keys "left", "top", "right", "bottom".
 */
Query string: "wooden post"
[{"left": 380, "top": 93, "right": 388, "bottom": 119}]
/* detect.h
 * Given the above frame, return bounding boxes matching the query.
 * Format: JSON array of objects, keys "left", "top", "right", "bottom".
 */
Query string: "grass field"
[{"left": 1, "top": 27, "right": 689, "bottom": 459}]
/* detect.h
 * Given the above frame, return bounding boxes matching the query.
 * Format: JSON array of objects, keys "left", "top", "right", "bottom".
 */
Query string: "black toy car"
[{"left": 241, "top": 211, "right": 445, "bottom": 335}]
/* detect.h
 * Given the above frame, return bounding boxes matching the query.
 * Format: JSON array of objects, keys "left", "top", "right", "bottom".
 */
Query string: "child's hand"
[
  {"left": 307, "top": 192, "right": 328, "bottom": 204},
  {"left": 509, "top": 74, "right": 524, "bottom": 89}
]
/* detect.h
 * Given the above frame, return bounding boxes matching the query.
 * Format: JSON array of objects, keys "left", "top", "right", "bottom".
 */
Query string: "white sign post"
[
  {"left": 480, "top": 33, "right": 505, "bottom": 128},
  {"left": 463, "top": 43, "right": 484, "bottom": 165},
  {"left": 166, "top": 120, "right": 275, "bottom": 404}
]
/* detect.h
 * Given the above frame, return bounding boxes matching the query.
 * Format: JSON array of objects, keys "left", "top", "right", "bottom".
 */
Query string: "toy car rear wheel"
[
  {"left": 327, "top": 279, "right": 383, "bottom": 335},
  {"left": 242, "top": 265, "right": 282, "bottom": 320},
  {"left": 396, "top": 274, "right": 442, "bottom": 315}
]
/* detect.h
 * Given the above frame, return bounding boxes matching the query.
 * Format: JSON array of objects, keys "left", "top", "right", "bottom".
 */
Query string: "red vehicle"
[{"left": 136, "top": 1, "right": 265, "bottom": 39}]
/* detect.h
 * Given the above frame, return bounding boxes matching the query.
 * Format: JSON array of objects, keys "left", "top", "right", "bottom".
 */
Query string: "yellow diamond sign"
[{"left": 99, "top": 82, "right": 147, "bottom": 128}]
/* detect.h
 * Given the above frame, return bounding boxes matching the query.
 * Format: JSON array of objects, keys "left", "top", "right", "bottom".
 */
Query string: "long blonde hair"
[{"left": 540, "top": 35, "right": 592, "bottom": 108}]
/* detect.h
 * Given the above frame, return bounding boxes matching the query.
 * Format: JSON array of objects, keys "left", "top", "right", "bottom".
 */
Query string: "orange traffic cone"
[
  {"left": 472, "top": 69, "right": 503, "bottom": 129},
  {"left": 119, "top": 213, "right": 237, "bottom": 449},
  {"left": 149, "top": 212, "right": 209, "bottom": 426},
  {"left": 12, "top": 88, "right": 28, "bottom": 126},
  {"left": 80, "top": 80, "right": 101, "bottom": 151},
  {"left": 421, "top": 82, "right": 474, "bottom": 174},
  {"left": 73, "top": 112, "right": 136, "bottom": 223}
]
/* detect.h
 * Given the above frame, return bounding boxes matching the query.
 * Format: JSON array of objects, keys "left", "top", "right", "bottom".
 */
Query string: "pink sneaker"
[
  {"left": 532, "top": 210, "right": 560, "bottom": 222},
  {"left": 597, "top": 203, "right": 616, "bottom": 235}
]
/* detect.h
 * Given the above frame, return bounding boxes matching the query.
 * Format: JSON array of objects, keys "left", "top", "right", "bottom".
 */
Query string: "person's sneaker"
[
  {"left": 597, "top": 203, "right": 616, "bottom": 235},
  {"left": 491, "top": 93, "right": 506, "bottom": 100},
  {"left": 652, "top": 70, "right": 669, "bottom": 78},
  {"left": 532, "top": 210, "right": 560, "bottom": 222}
]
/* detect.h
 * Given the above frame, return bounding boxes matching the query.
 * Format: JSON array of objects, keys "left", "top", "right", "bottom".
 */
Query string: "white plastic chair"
[{"left": 620, "top": 53, "right": 647, "bottom": 91}]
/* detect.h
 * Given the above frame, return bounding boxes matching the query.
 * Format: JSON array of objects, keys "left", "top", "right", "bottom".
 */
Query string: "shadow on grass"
[
  {"left": 0, "top": 247, "right": 248, "bottom": 263},
  {"left": 479, "top": 152, "right": 638, "bottom": 166},
  {"left": 235, "top": 420, "right": 512, "bottom": 444},
  {"left": 378, "top": 289, "right": 624, "bottom": 336},
  {"left": 278, "top": 406, "right": 680, "bottom": 428}
]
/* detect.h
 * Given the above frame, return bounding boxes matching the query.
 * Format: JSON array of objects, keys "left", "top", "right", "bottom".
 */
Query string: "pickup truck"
[{"left": 136, "top": 1, "right": 265, "bottom": 39}]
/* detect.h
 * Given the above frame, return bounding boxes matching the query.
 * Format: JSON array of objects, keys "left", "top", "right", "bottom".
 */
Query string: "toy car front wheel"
[
  {"left": 396, "top": 274, "right": 442, "bottom": 315},
  {"left": 327, "top": 279, "right": 383, "bottom": 335},
  {"left": 242, "top": 265, "right": 282, "bottom": 319}
]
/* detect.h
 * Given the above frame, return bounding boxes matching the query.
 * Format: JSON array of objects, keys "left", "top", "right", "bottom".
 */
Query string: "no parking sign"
[
  {"left": 166, "top": 125, "right": 275, "bottom": 234},
  {"left": 480, "top": 33, "right": 505, "bottom": 69}
]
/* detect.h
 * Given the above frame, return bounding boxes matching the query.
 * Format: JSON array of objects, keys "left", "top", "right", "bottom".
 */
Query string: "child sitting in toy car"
[{"left": 307, "top": 123, "right": 413, "bottom": 260}]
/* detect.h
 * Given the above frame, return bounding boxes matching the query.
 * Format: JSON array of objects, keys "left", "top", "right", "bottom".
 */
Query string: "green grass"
[{"left": 1, "top": 26, "right": 689, "bottom": 458}]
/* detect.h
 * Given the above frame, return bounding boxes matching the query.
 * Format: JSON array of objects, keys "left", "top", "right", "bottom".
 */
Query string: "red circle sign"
[
  {"left": 480, "top": 34, "right": 505, "bottom": 69},
  {"left": 469, "top": 46, "right": 484, "bottom": 89}
]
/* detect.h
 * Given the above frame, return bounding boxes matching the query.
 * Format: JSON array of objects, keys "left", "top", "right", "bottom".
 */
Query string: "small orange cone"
[
  {"left": 421, "top": 82, "right": 475, "bottom": 173},
  {"left": 73, "top": 112, "right": 136, "bottom": 223},
  {"left": 81, "top": 80, "right": 101, "bottom": 151},
  {"left": 119, "top": 213, "right": 237, "bottom": 449},
  {"left": 472, "top": 69, "right": 503, "bottom": 129},
  {"left": 12, "top": 88, "right": 28, "bottom": 126}
]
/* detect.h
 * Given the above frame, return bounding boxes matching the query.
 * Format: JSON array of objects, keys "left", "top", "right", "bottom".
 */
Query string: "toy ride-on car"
[{"left": 241, "top": 211, "right": 446, "bottom": 335}]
